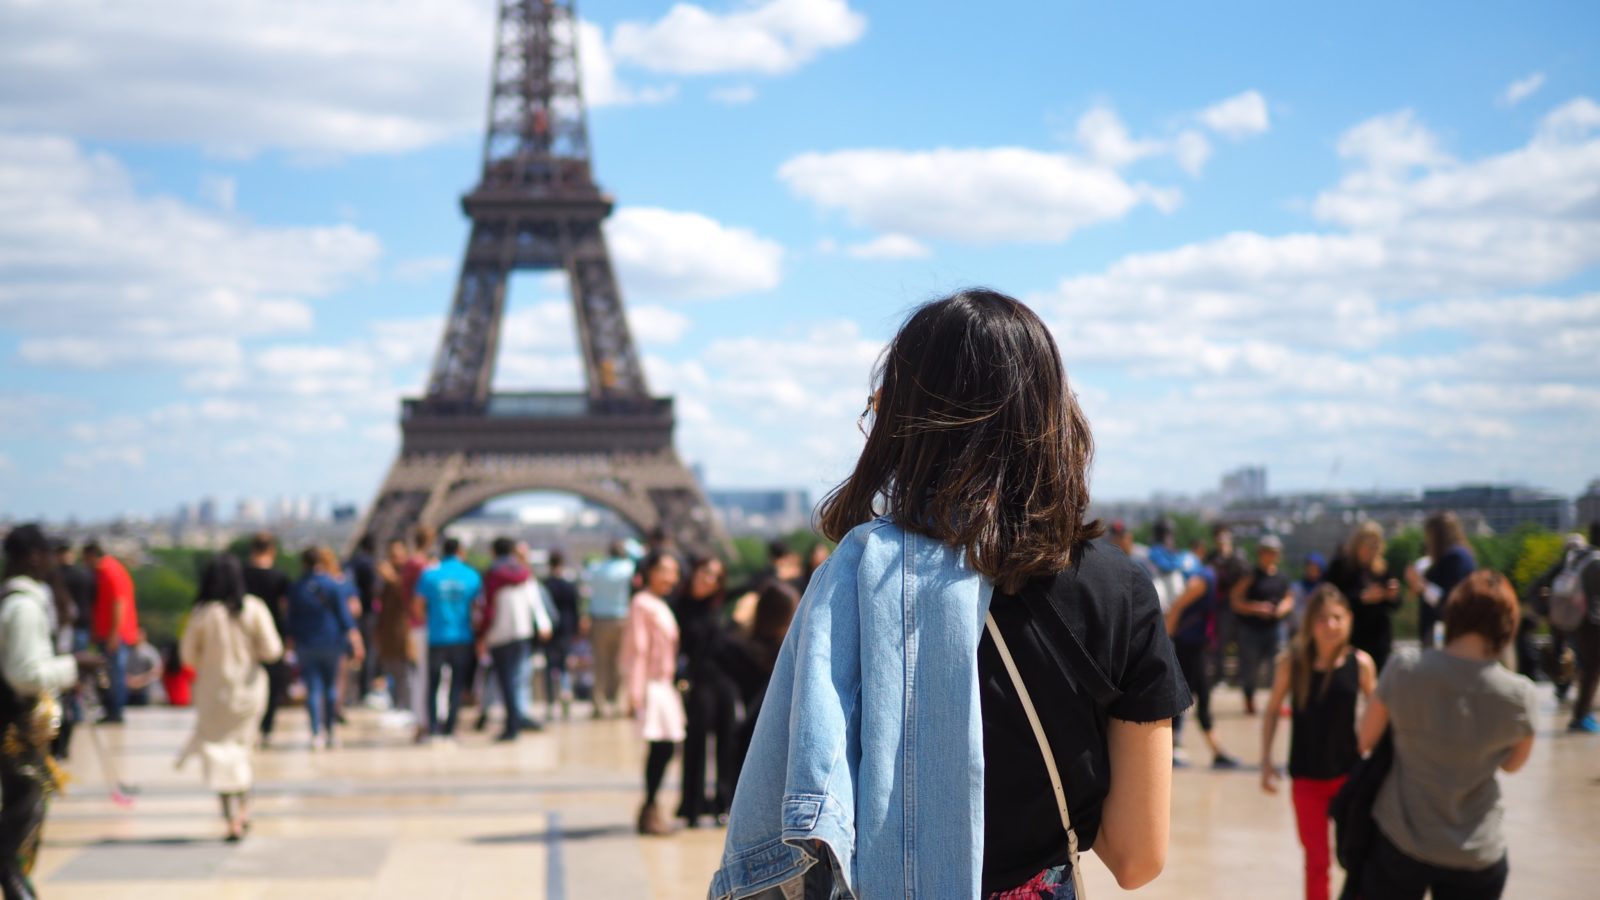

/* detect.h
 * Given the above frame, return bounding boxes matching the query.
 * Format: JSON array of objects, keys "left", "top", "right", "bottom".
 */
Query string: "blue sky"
[{"left": 1, "top": 0, "right": 1597, "bottom": 521}]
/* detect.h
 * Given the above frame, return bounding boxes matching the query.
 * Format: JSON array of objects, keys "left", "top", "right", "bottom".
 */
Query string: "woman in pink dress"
[{"left": 622, "top": 551, "right": 686, "bottom": 835}]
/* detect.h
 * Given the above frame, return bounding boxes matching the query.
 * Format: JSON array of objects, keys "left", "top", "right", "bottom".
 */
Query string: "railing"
[{"left": 402, "top": 392, "right": 672, "bottom": 420}]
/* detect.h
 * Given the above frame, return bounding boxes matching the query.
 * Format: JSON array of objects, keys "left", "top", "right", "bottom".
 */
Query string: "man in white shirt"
[{"left": 2, "top": 524, "right": 99, "bottom": 900}]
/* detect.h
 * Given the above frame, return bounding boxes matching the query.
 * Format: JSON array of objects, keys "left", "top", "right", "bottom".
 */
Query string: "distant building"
[
  {"left": 235, "top": 498, "right": 264, "bottom": 524},
  {"left": 1419, "top": 484, "right": 1570, "bottom": 534},
  {"left": 1577, "top": 480, "right": 1600, "bottom": 532},
  {"left": 197, "top": 496, "right": 218, "bottom": 527},
  {"left": 708, "top": 489, "right": 812, "bottom": 537},
  {"left": 1220, "top": 466, "right": 1268, "bottom": 507}
]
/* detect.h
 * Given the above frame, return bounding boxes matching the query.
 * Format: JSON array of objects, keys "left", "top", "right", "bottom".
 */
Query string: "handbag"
[
  {"left": 985, "top": 612, "right": 1089, "bottom": 900},
  {"left": 1328, "top": 729, "right": 1394, "bottom": 899}
]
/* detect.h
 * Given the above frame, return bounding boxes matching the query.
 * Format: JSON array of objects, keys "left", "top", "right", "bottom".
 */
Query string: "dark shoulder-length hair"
[
  {"left": 817, "top": 288, "right": 1102, "bottom": 592},
  {"left": 196, "top": 553, "right": 247, "bottom": 615}
]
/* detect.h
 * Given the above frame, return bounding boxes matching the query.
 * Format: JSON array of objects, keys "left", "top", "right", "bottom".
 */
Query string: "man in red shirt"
[{"left": 81, "top": 542, "right": 138, "bottom": 724}]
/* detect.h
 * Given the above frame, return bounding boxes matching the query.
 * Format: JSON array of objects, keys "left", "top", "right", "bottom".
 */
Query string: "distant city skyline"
[{"left": 2, "top": 1, "right": 1597, "bottom": 520}]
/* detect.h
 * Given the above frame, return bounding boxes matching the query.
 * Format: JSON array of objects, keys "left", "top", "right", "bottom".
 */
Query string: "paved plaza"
[{"left": 36, "top": 681, "right": 1597, "bottom": 899}]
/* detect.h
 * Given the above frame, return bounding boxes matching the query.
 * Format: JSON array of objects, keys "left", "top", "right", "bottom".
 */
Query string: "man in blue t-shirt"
[{"left": 416, "top": 536, "right": 482, "bottom": 737}]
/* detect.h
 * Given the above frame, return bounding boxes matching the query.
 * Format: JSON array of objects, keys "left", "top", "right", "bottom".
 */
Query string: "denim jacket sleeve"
[{"left": 710, "top": 519, "right": 993, "bottom": 900}]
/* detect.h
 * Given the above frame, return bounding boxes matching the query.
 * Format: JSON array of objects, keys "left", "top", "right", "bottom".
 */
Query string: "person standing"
[
  {"left": 241, "top": 533, "right": 291, "bottom": 749},
  {"left": 622, "top": 551, "right": 685, "bottom": 836},
  {"left": 1, "top": 525, "right": 97, "bottom": 900},
  {"left": 542, "top": 550, "right": 581, "bottom": 720},
  {"left": 48, "top": 541, "right": 90, "bottom": 761},
  {"left": 1164, "top": 553, "right": 1241, "bottom": 769},
  {"left": 677, "top": 555, "right": 739, "bottom": 828},
  {"left": 1558, "top": 521, "right": 1600, "bottom": 733},
  {"left": 1357, "top": 571, "right": 1536, "bottom": 899},
  {"left": 374, "top": 540, "right": 420, "bottom": 717},
  {"left": 287, "top": 547, "right": 363, "bottom": 750},
  {"left": 400, "top": 525, "right": 437, "bottom": 742},
  {"left": 1407, "top": 512, "right": 1476, "bottom": 650},
  {"left": 81, "top": 541, "right": 138, "bottom": 725},
  {"left": 1206, "top": 524, "right": 1249, "bottom": 685},
  {"left": 1231, "top": 535, "right": 1295, "bottom": 715},
  {"left": 1289, "top": 553, "right": 1326, "bottom": 636},
  {"left": 345, "top": 536, "right": 380, "bottom": 704},
  {"left": 1259, "top": 584, "right": 1377, "bottom": 900},
  {"left": 417, "top": 537, "right": 480, "bottom": 738},
  {"left": 178, "top": 555, "right": 283, "bottom": 841},
  {"left": 476, "top": 537, "right": 551, "bottom": 741},
  {"left": 1327, "top": 522, "right": 1400, "bottom": 674},
  {"left": 717, "top": 580, "right": 799, "bottom": 792},
  {"left": 583, "top": 541, "right": 635, "bottom": 718}
]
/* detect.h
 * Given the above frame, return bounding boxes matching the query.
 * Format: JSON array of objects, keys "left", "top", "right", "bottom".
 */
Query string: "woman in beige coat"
[{"left": 179, "top": 554, "right": 283, "bottom": 841}]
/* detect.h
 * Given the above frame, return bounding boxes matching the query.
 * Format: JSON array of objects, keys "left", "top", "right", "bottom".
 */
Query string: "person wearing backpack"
[
  {"left": 1550, "top": 522, "right": 1600, "bottom": 733},
  {"left": 712, "top": 290, "right": 1190, "bottom": 900}
]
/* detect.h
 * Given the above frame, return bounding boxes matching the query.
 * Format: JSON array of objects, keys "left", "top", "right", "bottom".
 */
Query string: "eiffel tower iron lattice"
[{"left": 358, "top": 0, "right": 728, "bottom": 554}]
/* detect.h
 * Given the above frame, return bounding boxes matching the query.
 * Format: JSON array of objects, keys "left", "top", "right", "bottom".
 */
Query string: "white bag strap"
[{"left": 985, "top": 612, "right": 1087, "bottom": 900}]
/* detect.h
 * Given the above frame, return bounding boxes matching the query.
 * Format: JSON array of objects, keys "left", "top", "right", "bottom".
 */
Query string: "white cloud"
[
  {"left": 1172, "top": 130, "right": 1212, "bottom": 176},
  {"left": 606, "top": 207, "right": 784, "bottom": 298},
  {"left": 611, "top": 0, "right": 866, "bottom": 76},
  {"left": 1333, "top": 110, "right": 1451, "bottom": 172},
  {"left": 711, "top": 85, "right": 759, "bottom": 105},
  {"left": 1539, "top": 97, "right": 1600, "bottom": 142},
  {"left": 779, "top": 146, "right": 1175, "bottom": 243},
  {"left": 0, "top": 0, "right": 500, "bottom": 155},
  {"left": 1500, "top": 72, "right": 1546, "bottom": 107},
  {"left": 1076, "top": 105, "right": 1163, "bottom": 167},
  {"left": 0, "top": 135, "right": 379, "bottom": 364},
  {"left": 1199, "top": 90, "right": 1270, "bottom": 138},
  {"left": 19, "top": 336, "right": 243, "bottom": 370},
  {"left": 845, "top": 234, "right": 931, "bottom": 260},
  {"left": 575, "top": 20, "right": 678, "bottom": 108},
  {"left": 391, "top": 255, "right": 457, "bottom": 282},
  {"left": 628, "top": 305, "right": 694, "bottom": 344}
]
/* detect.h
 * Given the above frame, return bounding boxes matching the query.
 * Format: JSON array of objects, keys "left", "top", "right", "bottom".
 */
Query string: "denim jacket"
[{"left": 709, "top": 517, "right": 994, "bottom": 899}]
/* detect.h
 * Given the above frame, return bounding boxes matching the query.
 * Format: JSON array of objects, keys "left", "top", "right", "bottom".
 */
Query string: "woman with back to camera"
[
  {"left": 712, "top": 289, "right": 1190, "bottom": 900},
  {"left": 1405, "top": 511, "right": 1476, "bottom": 650},
  {"left": 1357, "top": 570, "right": 1537, "bottom": 899},
  {"left": 1327, "top": 522, "right": 1400, "bottom": 674},
  {"left": 178, "top": 554, "right": 283, "bottom": 841}
]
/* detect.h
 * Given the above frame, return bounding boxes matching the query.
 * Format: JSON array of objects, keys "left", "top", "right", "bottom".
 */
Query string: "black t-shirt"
[
  {"left": 979, "top": 539, "right": 1193, "bottom": 893},
  {"left": 347, "top": 551, "right": 377, "bottom": 616},
  {"left": 243, "top": 565, "right": 291, "bottom": 638},
  {"left": 61, "top": 563, "right": 97, "bottom": 629},
  {"left": 1240, "top": 567, "right": 1290, "bottom": 633},
  {"left": 543, "top": 576, "right": 580, "bottom": 639}
]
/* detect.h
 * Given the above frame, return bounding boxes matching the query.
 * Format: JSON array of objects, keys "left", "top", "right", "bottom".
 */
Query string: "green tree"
[{"left": 131, "top": 564, "right": 196, "bottom": 646}]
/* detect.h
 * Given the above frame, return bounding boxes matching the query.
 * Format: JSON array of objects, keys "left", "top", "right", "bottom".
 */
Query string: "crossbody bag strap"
[{"left": 985, "top": 612, "right": 1087, "bottom": 900}]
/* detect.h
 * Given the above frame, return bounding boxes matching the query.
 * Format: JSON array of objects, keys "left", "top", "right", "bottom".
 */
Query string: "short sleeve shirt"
[
  {"left": 979, "top": 539, "right": 1193, "bottom": 893},
  {"left": 1373, "top": 648, "right": 1537, "bottom": 870}
]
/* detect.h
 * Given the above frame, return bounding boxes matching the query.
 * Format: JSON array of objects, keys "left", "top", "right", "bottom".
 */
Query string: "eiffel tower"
[{"left": 358, "top": 0, "right": 727, "bottom": 553}]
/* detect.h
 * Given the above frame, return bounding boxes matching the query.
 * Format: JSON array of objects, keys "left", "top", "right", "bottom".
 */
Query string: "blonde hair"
[
  {"left": 1290, "top": 584, "right": 1354, "bottom": 710},
  {"left": 1343, "top": 521, "right": 1388, "bottom": 576}
]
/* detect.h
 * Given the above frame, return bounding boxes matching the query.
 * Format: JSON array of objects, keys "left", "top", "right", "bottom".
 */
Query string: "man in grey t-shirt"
[{"left": 1372, "top": 647, "right": 1537, "bottom": 875}]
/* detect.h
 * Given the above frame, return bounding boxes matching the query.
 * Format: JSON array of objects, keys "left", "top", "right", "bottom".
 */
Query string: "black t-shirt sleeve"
[{"left": 1106, "top": 568, "right": 1193, "bottom": 723}]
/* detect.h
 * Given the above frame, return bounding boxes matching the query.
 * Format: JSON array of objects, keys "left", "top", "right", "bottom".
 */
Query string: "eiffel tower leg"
[{"left": 354, "top": 452, "right": 466, "bottom": 550}]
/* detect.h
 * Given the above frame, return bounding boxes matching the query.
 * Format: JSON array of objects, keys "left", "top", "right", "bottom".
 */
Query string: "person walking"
[
  {"left": 1, "top": 525, "right": 98, "bottom": 900},
  {"left": 677, "top": 555, "right": 740, "bottom": 828},
  {"left": 1206, "top": 524, "right": 1249, "bottom": 685},
  {"left": 1259, "top": 584, "right": 1376, "bottom": 900},
  {"left": 374, "top": 540, "right": 420, "bottom": 717},
  {"left": 542, "top": 550, "right": 581, "bottom": 720},
  {"left": 345, "top": 536, "right": 380, "bottom": 705},
  {"left": 1406, "top": 512, "right": 1476, "bottom": 650},
  {"left": 1231, "top": 535, "right": 1295, "bottom": 715},
  {"left": 286, "top": 547, "right": 363, "bottom": 750},
  {"left": 1554, "top": 521, "right": 1600, "bottom": 733},
  {"left": 1356, "top": 570, "right": 1537, "bottom": 899},
  {"left": 241, "top": 533, "right": 292, "bottom": 749},
  {"left": 1327, "top": 522, "right": 1400, "bottom": 674},
  {"left": 583, "top": 541, "right": 635, "bottom": 718},
  {"left": 713, "top": 290, "right": 1189, "bottom": 899},
  {"left": 623, "top": 551, "right": 686, "bottom": 836},
  {"left": 400, "top": 525, "right": 437, "bottom": 742},
  {"left": 177, "top": 555, "right": 283, "bottom": 841},
  {"left": 1163, "top": 548, "right": 1241, "bottom": 769},
  {"left": 416, "top": 537, "right": 480, "bottom": 738},
  {"left": 476, "top": 537, "right": 551, "bottom": 741},
  {"left": 81, "top": 541, "right": 138, "bottom": 725}
]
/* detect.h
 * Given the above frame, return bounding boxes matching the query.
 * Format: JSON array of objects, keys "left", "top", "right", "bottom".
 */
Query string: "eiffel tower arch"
[{"left": 357, "top": 0, "right": 728, "bottom": 554}]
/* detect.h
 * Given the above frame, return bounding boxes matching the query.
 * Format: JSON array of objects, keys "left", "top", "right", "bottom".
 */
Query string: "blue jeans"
[
  {"left": 98, "top": 642, "right": 129, "bottom": 721},
  {"left": 299, "top": 647, "right": 343, "bottom": 738},
  {"left": 428, "top": 643, "right": 473, "bottom": 736},
  {"left": 490, "top": 641, "right": 531, "bottom": 738}
]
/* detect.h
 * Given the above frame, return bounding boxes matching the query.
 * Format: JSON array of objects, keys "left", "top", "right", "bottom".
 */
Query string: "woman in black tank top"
[{"left": 1259, "top": 584, "right": 1377, "bottom": 900}]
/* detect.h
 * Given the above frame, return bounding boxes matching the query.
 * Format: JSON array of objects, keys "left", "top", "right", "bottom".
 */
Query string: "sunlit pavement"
[{"left": 36, "top": 679, "right": 1597, "bottom": 898}]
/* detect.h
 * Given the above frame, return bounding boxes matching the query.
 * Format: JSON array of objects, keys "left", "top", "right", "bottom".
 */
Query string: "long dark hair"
[
  {"left": 197, "top": 553, "right": 247, "bottom": 616},
  {"left": 818, "top": 289, "right": 1102, "bottom": 592}
]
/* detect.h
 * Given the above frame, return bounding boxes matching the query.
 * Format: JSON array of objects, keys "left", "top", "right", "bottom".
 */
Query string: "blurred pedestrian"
[
  {"left": 287, "top": 547, "right": 363, "bottom": 750},
  {"left": 241, "top": 532, "right": 291, "bottom": 748},
  {"left": 678, "top": 555, "right": 737, "bottom": 828},
  {"left": 417, "top": 537, "right": 479, "bottom": 738},
  {"left": 1327, "top": 522, "right": 1400, "bottom": 674},
  {"left": 1206, "top": 524, "right": 1249, "bottom": 685},
  {"left": 475, "top": 537, "right": 550, "bottom": 740},
  {"left": 1357, "top": 571, "right": 1536, "bottom": 899},
  {"left": 1289, "top": 553, "right": 1326, "bottom": 636},
  {"left": 1259, "top": 584, "right": 1376, "bottom": 900},
  {"left": 178, "top": 555, "right": 283, "bottom": 841},
  {"left": 124, "top": 628, "right": 164, "bottom": 706},
  {"left": 1164, "top": 551, "right": 1241, "bottom": 769},
  {"left": 1406, "top": 512, "right": 1476, "bottom": 649},
  {"left": 400, "top": 525, "right": 437, "bottom": 742},
  {"left": 542, "top": 549, "right": 580, "bottom": 719},
  {"left": 81, "top": 541, "right": 138, "bottom": 725},
  {"left": 718, "top": 579, "right": 798, "bottom": 790},
  {"left": 583, "top": 541, "right": 635, "bottom": 718},
  {"left": 622, "top": 551, "right": 685, "bottom": 836},
  {"left": 374, "top": 540, "right": 420, "bottom": 716},
  {"left": 1231, "top": 535, "right": 1294, "bottom": 715},
  {"left": 345, "top": 535, "right": 380, "bottom": 703}
]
